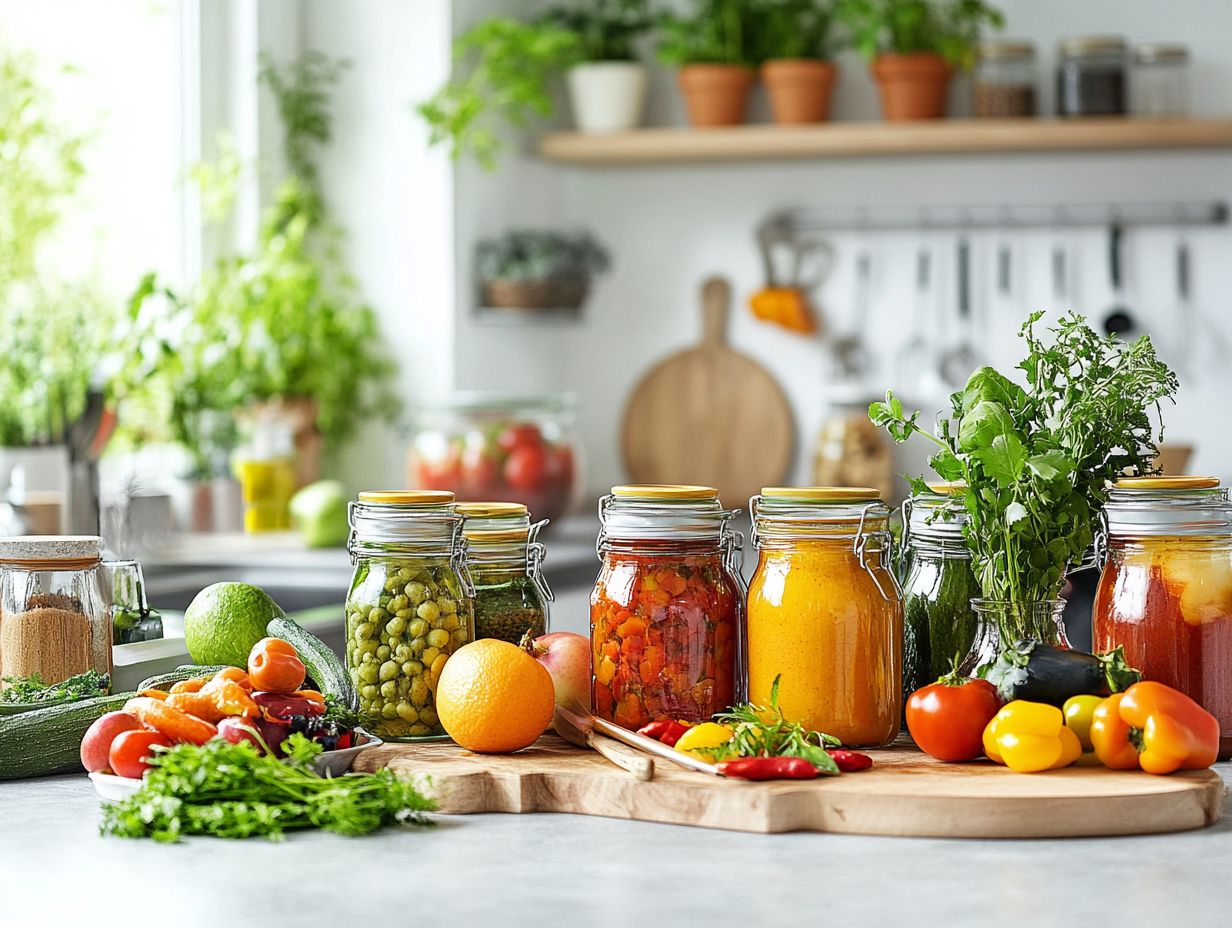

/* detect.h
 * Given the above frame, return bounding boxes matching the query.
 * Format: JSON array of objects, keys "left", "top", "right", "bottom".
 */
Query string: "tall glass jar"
[
  {"left": 1131, "top": 43, "right": 1189, "bottom": 116},
  {"left": 748, "top": 487, "right": 901, "bottom": 747},
  {"left": 457, "top": 502, "right": 552, "bottom": 644},
  {"left": 0, "top": 536, "right": 111, "bottom": 686},
  {"left": 1057, "top": 36, "right": 1128, "bottom": 117},
  {"left": 899, "top": 483, "right": 981, "bottom": 696},
  {"left": 1092, "top": 476, "right": 1232, "bottom": 758},
  {"left": 973, "top": 40, "right": 1037, "bottom": 117},
  {"left": 345, "top": 491, "right": 474, "bottom": 741},
  {"left": 591, "top": 485, "right": 743, "bottom": 730}
]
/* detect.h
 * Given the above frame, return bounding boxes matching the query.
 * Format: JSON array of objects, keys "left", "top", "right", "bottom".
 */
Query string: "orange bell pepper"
[
  {"left": 749, "top": 287, "right": 816, "bottom": 334},
  {"left": 1090, "top": 682, "right": 1220, "bottom": 775}
]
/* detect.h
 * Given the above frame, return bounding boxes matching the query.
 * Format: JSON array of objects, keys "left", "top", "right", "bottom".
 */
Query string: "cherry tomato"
[
  {"left": 906, "top": 676, "right": 1003, "bottom": 762},
  {"left": 109, "top": 729, "right": 172, "bottom": 779},
  {"left": 498, "top": 423, "right": 543, "bottom": 453},
  {"left": 543, "top": 445, "right": 574, "bottom": 486},
  {"left": 460, "top": 445, "right": 499, "bottom": 493},
  {"left": 414, "top": 446, "right": 461, "bottom": 491},
  {"left": 247, "top": 637, "right": 307, "bottom": 694},
  {"left": 504, "top": 444, "right": 547, "bottom": 491}
]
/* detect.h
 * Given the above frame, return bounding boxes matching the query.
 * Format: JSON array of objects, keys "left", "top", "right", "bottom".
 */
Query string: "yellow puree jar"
[{"left": 747, "top": 487, "right": 902, "bottom": 747}]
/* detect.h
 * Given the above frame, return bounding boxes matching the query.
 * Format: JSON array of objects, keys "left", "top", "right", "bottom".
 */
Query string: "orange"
[{"left": 436, "top": 639, "right": 555, "bottom": 753}]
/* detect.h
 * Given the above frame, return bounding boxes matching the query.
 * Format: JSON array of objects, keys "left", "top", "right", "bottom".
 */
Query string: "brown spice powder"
[{"left": 0, "top": 594, "right": 92, "bottom": 685}]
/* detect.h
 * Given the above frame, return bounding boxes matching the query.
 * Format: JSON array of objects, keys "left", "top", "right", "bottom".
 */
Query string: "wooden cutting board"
[
  {"left": 356, "top": 734, "right": 1224, "bottom": 838},
  {"left": 621, "top": 276, "right": 794, "bottom": 508}
]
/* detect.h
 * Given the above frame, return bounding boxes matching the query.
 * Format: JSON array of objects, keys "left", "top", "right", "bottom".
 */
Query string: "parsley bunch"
[
  {"left": 1, "top": 670, "right": 109, "bottom": 706},
  {"left": 711, "top": 678, "right": 841, "bottom": 774}
]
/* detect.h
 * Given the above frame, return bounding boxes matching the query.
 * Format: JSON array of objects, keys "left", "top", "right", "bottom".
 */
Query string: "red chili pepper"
[
  {"left": 827, "top": 748, "right": 873, "bottom": 772},
  {"left": 716, "top": 757, "right": 820, "bottom": 780},
  {"left": 635, "top": 719, "right": 691, "bottom": 747}
]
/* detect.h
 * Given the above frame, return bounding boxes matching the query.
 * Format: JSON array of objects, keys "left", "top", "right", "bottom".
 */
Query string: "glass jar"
[
  {"left": 973, "top": 40, "right": 1037, "bottom": 118},
  {"left": 345, "top": 491, "right": 475, "bottom": 741},
  {"left": 1132, "top": 43, "right": 1189, "bottom": 116},
  {"left": 591, "top": 485, "right": 743, "bottom": 730},
  {"left": 812, "top": 400, "right": 897, "bottom": 503},
  {"left": 899, "top": 483, "right": 981, "bottom": 696},
  {"left": 0, "top": 536, "right": 111, "bottom": 686},
  {"left": 748, "top": 487, "right": 902, "bottom": 747},
  {"left": 107, "top": 560, "right": 164, "bottom": 645},
  {"left": 458, "top": 502, "right": 552, "bottom": 644},
  {"left": 1057, "top": 36, "right": 1128, "bottom": 117},
  {"left": 1092, "top": 476, "right": 1232, "bottom": 758},
  {"left": 407, "top": 393, "right": 581, "bottom": 527}
]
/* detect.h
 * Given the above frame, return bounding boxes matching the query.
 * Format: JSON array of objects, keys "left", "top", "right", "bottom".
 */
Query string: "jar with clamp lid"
[
  {"left": 748, "top": 487, "right": 902, "bottom": 747},
  {"left": 345, "top": 491, "right": 474, "bottom": 741},
  {"left": 1092, "top": 476, "right": 1232, "bottom": 758},
  {"left": 457, "top": 502, "right": 552, "bottom": 645},
  {"left": 591, "top": 485, "right": 743, "bottom": 730}
]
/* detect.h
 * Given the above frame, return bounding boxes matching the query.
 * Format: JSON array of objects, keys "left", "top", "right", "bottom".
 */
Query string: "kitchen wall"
[{"left": 309, "top": 0, "right": 1232, "bottom": 498}]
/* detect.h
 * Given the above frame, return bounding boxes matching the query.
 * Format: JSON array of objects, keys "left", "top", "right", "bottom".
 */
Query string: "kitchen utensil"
[
  {"left": 895, "top": 244, "right": 934, "bottom": 382},
  {"left": 553, "top": 705, "right": 654, "bottom": 780},
  {"left": 1102, "top": 223, "right": 1136, "bottom": 337},
  {"left": 360, "top": 733, "right": 1222, "bottom": 838},
  {"left": 1051, "top": 241, "right": 1068, "bottom": 304},
  {"left": 938, "top": 236, "right": 981, "bottom": 389},
  {"left": 832, "top": 249, "right": 874, "bottom": 380},
  {"left": 622, "top": 276, "right": 794, "bottom": 507},
  {"left": 749, "top": 220, "right": 833, "bottom": 334},
  {"left": 556, "top": 702, "right": 719, "bottom": 776}
]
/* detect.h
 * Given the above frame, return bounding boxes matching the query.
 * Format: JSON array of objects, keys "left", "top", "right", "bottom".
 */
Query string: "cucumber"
[
  {"left": 0, "top": 692, "right": 134, "bottom": 780},
  {"left": 137, "top": 665, "right": 232, "bottom": 692},
  {"left": 267, "top": 616, "right": 355, "bottom": 710}
]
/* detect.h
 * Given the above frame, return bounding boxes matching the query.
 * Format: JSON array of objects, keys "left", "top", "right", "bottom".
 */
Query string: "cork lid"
[{"left": 0, "top": 536, "right": 101, "bottom": 567}]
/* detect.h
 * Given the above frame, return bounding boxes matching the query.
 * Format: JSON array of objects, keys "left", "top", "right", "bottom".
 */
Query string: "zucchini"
[
  {"left": 267, "top": 616, "right": 355, "bottom": 710},
  {"left": 0, "top": 692, "right": 134, "bottom": 780},
  {"left": 137, "top": 665, "right": 231, "bottom": 692}
]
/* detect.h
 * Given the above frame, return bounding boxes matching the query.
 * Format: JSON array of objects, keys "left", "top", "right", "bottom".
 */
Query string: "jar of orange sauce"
[{"left": 747, "top": 487, "right": 902, "bottom": 746}]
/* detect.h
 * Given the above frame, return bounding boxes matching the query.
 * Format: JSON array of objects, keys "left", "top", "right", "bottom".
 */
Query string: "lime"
[{"left": 183, "top": 582, "right": 285, "bottom": 667}]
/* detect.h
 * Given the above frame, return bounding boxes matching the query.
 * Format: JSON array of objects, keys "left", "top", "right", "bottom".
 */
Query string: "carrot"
[
  {"left": 165, "top": 691, "right": 228, "bottom": 724},
  {"left": 124, "top": 696, "right": 217, "bottom": 745},
  {"left": 136, "top": 689, "right": 170, "bottom": 701},
  {"left": 169, "top": 677, "right": 210, "bottom": 694}
]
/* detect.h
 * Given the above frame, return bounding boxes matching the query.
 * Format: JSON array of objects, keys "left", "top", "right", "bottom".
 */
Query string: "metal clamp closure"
[
  {"left": 450, "top": 522, "right": 475, "bottom": 598},
  {"left": 527, "top": 519, "right": 554, "bottom": 603},
  {"left": 854, "top": 502, "right": 897, "bottom": 601},
  {"left": 1091, "top": 509, "right": 1109, "bottom": 572}
]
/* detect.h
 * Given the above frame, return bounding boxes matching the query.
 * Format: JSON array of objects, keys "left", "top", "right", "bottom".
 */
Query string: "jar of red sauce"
[
  {"left": 1092, "top": 476, "right": 1232, "bottom": 758},
  {"left": 590, "top": 485, "right": 743, "bottom": 730}
]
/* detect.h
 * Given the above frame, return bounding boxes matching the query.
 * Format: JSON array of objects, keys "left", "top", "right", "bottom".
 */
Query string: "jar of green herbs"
[{"left": 457, "top": 502, "right": 551, "bottom": 645}]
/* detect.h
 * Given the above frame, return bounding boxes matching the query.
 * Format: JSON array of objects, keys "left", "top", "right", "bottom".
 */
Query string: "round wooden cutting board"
[{"left": 621, "top": 276, "right": 794, "bottom": 509}]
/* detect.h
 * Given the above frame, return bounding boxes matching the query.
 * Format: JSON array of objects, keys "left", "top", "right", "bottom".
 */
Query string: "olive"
[
  {"left": 452, "top": 628, "right": 468, "bottom": 646},
  {"left": 403, "top": 659, "right": 424, "bottom": 675},
  {"left": 396, "top": 702, "right": 418, "bottom": 723},
  {"left": 381, "top": 703, "right": 399, "bottom": 720},
  {"left": 409, "top": 723, "right": 431, "bottom": 736},
  {"left": 388, "top": 595, "right": 409, "bottom": 613},
  {"left": 442, "top": 615, "right": 459, "bottom": 632},
  {"left": 361, "top": 684, "right": 377, "bottom": 700},
  {"left": 357, "top": 639, "right": 378, "bottom": 656},
  {"left": 439, "top": 598, "right": 457, "bottom": 615},
  {"left": 394, "top": 643, "right": 412, "bottom": 662}
]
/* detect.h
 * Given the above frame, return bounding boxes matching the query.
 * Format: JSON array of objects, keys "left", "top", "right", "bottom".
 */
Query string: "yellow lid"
[
  {"left": 926, "top": 481, "right": 967, "bottom": 496},
  {"left": 464, "top": 528, "right": 530, "bottom": 544},
  {"left": 611, "top": 484, "right": 718, "bottom": 500},
  {"left": 455, "top": 502, "right": 528, "bottom": 519},
  {"left": 1115, "top": 476, "right": 1220, "bottom": 491},
  {"left": 358, "top": 490, "right": 456, "bottom": 505},
  {"left": 761, "top": 486, "right": 881, "bottom": 502}
]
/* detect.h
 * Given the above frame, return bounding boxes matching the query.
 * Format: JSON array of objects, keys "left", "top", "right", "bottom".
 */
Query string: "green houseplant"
[
  {"left": 756, "top": 0, "right": 843, "bottom": 124},
  {"left": 477, "top": 229, "right": 611, "bottom": 312},
  {"left": 840, "top": 0, "right": 1003, "bottom": 119},
  {"left": 658, "top": 0, "right": 763, "bottom": 126}
]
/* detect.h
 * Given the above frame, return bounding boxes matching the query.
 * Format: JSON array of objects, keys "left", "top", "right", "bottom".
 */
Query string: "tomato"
[
  {"left": 460, "top": 445, "right": 500, "bottom": 493},
  {"left": 498, "top": 423, "right": 543, "bottom": 453},
  {"left": 247, "top": 637, "right": 307, "bottom": 694},
  {"left": 504, "top": 444, "right": 547, "bottom": 491},
  {"left": 542, "top": 444, "right": 574, "bottom": 486},
  {"left": 80, "top": 711, "right": 144, "bottom": 773},
  {"left": 414, "top": 446, "right": 461, "bottom": 491},
  {"left": 906, "top": 676, "right": 1003, "bottom": 762},
  {"left": 109, "top": 729, "right": 172, "bottom": 779}
]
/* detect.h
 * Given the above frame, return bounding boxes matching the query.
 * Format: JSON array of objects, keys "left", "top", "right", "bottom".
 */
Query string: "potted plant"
[
  {"left": 841, "top": 0, "right": 1003, "bottom": 120},
  {"left": 477, "top": 230, "right": 611, "bottom": 313},
  {"left": 756, "top": 0, "right": 843, "bottom": 123},
  {"left": 658, "top": 0, "right": 762, "bottom": 127}
]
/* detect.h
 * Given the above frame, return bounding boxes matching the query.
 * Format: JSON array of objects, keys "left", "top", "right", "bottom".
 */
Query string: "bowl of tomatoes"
[{"left": 407, "top": 393, "right": 581, "bottom": 527}]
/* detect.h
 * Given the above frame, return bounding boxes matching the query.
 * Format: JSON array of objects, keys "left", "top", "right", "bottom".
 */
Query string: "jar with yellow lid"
[
  {"left": 457, "top": 502, "right": 552, "bottom": 644},
  {"left": 344, "top": 491, "right": 474, "bottom": 741},
  {"left": 747, "top": 487, "right": 902, "bottom": 746},
  {"left": 1092, "top": 476, "right": 1232, "bottom": 758},
  {"left": 591, "top": 485, "right": 743, "bottom": 730}
]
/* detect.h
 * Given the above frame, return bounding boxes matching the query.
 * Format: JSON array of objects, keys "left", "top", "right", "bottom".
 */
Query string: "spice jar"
[
  {"left": 0, "top": 536, "right": 111, "bottom": 686},
  {"left": 899, "top": 483, "right": 981, "bottom": 697},
  {"left": 1057, "top": 36, "right": 1128, "bottom": 117},
  {"left": 591, "top": 485, "right": 743, "bottom": 730},
  {"left": 457, "top": 502, "right": 552, "bottom": 644},
  {"left": 747, "top": 487, "right": 902, "bottom": 747},
  {"left": 1132, "top": 43, "right": 1189, "bottom": 116},
  {"left": 345, "top": 491, "right": 475, "bottom": 741},
  {"left": 973, "top": 41, "right": 1037, "bottom": 117},
  {"left": 1092, "top": 476, "right": 1232, "bottom": 758}
]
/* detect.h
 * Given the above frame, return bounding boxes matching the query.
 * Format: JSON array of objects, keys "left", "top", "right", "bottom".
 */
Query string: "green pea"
[
  {"left": 410, "top": 677, "right": 429, "bottom": 707},
  {"left": 421, "top": 646, "right": 441, "bottom": 667},
  {"left": 409, "top": 723, "right": 431, "bottom": 736},
  {"left": 354, "top": 622, "right": 375, "bottom": 640},
  {"left": 439, "top": 598, "right": 457, "bottom": 615},
  {"left": 426, "top": 629, "right": 450, "bottom": 649},
  {"left": 396, "top": 702, "right": 418, "bottom": 723},
  {"left": 358, "top": 639, "right": 378, "bottom": 656},
  {"left": 409, "top": 637, "right": 426, "bottom": 653},
  {"left": 403, "top": 659, "right": 424, "bottom": 676},
  {"left": 404, "top": 582, "right": 426, "bottom": 604},
  {"left": 382, "top": 703, "right": 399, "bottom": 720},
  {"left": 380, "top": 680, "right": 398, "bottom": 699},
  {"left": 358, "top": 663, "right": 379, "bottom": 684},
  {"left": 368, "top": 607, "right": 388, "bottom": 623},
  {"left": 386, "top": 616, "right": 407, "bottom": 637},
  {"left": 419, "top": 706, "right": 439, "bottom": 728},
  {"left": 416, "top": 600, "right": 440, "bottom": 623}
]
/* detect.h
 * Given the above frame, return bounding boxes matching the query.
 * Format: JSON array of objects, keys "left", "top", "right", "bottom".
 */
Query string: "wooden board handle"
[{"left": 701, "top": 276, "right": 731, "bottom": 347}]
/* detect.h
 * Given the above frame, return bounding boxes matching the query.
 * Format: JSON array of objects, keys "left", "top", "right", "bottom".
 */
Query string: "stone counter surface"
[{"left": 2, "top": 767, "right": 1231, "bottom": 927}]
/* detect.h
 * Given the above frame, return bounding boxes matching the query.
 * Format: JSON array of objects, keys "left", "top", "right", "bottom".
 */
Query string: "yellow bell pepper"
[
  {"left": 1062, "top": 694, "right": 1103, "bottom": 764},
  {"left": 673, "top": 722, "right": 733, "bottom": 763},
  {"left": 983, "top": 700, "right": 1082, "bottom": 773}
]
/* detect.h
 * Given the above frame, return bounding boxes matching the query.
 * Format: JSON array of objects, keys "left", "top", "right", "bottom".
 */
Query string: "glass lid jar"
[{"left": 459, "top": 501, "right": 552, "bottom": 645}]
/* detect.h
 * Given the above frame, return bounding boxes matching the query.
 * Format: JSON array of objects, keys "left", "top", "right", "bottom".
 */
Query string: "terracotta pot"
[
  {"left": 676, "top": 64, "right": 755, "bottom": 127},
  {"left": 871, "top": 53, "right": 952, "bottom": 120},
  {"left": 762, "top": 59, "right": 837, "bottom": 124}
]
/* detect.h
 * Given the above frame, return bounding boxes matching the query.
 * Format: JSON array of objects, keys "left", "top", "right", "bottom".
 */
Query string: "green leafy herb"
[
  {"left": 100, "top": 734, "right": 435, "bottom": 843},
  {"left": 476, "top": 229, "right": 610, "bottom": 283},
  {"left": 710, "top": 677, "right": 841, "bottom": 774},
  {"left": 657, "top": 0, "right": 763, "bottom": 66},
  {"left": 541, "top": 0, "right": 654, "bottom": 61},
  {"left": 1, "top": 670, "right": 110, "bottom": 706},
  {"left": 323, "top": 694, "right": 360, "bottom": 731},
  {"left": 839, "top": 0, "right": 1004, "bottom": 68},
  {"left": 753, "top": 0, "right": 843, "bottom": 61}
]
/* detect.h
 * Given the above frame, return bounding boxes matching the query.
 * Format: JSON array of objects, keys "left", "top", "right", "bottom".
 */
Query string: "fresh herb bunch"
[
  {"left": 100, "top": 734, "right": 435, "bottom": 843},
  {"left": 870, "top": 312, "right": 1177, "bottom": 624},
  {"left": 711, "top": 677, "right": 841, "bottom": 774},
  {"left": 476, "top": 229, "right": 611, "bottom": 282},
  {"left": 754, "top": 0, "right": 843, "bottom": 61},
  {"left": 541, "top": 0, "right": 653, "bottom": 61},
  {"left": 658, "top": 0, "right": 763, "bottom": 66},
  {"left": 323, "top": 694, "right": 360, "bottom": 731},
  {"left": 1, "top": 669, "right": 109, "bottom": 705},
  {"left": 840, "top": 0, "right": 1004, "bottom": 68}
]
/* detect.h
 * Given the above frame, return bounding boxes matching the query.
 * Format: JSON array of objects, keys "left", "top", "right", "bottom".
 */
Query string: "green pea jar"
[{"left": 345, "top": 490, "right": 475, "bottom": 741}]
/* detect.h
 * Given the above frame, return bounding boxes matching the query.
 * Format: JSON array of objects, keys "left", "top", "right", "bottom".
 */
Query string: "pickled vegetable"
[{"left": 473, "top": 572, "right": 546, "bottom": 644}]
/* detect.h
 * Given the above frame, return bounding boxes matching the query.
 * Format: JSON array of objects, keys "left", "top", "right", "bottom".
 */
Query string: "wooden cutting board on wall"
[{"left": 621, "top": 276, "right": 794, "bottom": 509}]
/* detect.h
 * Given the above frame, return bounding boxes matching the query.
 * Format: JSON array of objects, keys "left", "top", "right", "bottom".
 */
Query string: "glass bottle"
[
  {"left": 345, "top": 491, "right": 474, "bottom": 741},
  {"left": 107, "top": 559, "right": 164, "bottom": 644},
  {"left": 457, "top": 502, "right": 552, "bottom": 644}
]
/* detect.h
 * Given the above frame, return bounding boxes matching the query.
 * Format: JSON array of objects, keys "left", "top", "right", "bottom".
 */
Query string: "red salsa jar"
[
  {"left": 1092, "top": 476, "right": 1232, "bottom": 758},
  {"left": 590, "top": 485, "right": 744, "bottom": 730}
]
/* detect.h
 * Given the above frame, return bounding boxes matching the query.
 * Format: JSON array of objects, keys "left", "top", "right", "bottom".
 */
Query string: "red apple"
[
  {"left": 80, "top": 711, "right": 145, "bottom": 773},
  {"left": 526, "top": 632, "right": 591, "bottom": 711}
]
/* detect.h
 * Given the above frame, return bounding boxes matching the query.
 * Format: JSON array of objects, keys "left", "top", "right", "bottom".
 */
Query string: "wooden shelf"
[{"left": 539, "top": 117, "right": 1232, "bottom": 165}]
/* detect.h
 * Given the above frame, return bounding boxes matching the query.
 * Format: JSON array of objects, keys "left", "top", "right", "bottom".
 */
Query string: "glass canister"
[
  {"left": 1092, "top": 476, "right": 1232, "bottom": 758},
  {"left": 973, "top": 40, "right": 1037, "bottom": 117},
  {"left": 107, "top": 560, "right": 164, "bottom": 645},
  {"left": 1131, "top": 43, "right": 1189, "bottom": 116},
  {"left": 748, "top": 487, "right": 902, "bottom": 747},
  {"left": 899, "top": 483, "right": 982, "bottom": 696},
  {"left": 1057, "top": 36, "right": 1128, "bottom": 117},
  {"left": 0, "top": 536, "right": 111, "bottom": 686},
  {"left": 457, "top": 502, "right": 552, "bottom": 644},
  {"left": 591, "top": 485, "right": 743, "bottom": 730},
  {"left": 345, "top": 491, "right": 475, "bottom": 741}
]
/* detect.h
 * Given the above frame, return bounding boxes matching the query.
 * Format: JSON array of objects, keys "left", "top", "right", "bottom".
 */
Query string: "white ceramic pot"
[{"left": 566, "top": 61, "right": 648, "bottom": 133}]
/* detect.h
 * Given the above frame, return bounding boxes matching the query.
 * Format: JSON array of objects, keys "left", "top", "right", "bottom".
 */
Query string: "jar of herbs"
[
  {"left": 457, "top": 502, "right": 552, "bottom": 644},
  {"left": 0, "top": 536, "right": 111, "bottom": 687},
  {"left": 973, "top": 40, "right": 1037, "bottom": 117},
  {"left": 1057, "top": 36, "right": 1128, "bottom": 117},
  {"left": 345, "top": 491, "right": 474, "bottom": 741},
  {"left": 899, "top": 483, "right": 981, "bottom": 697}
]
